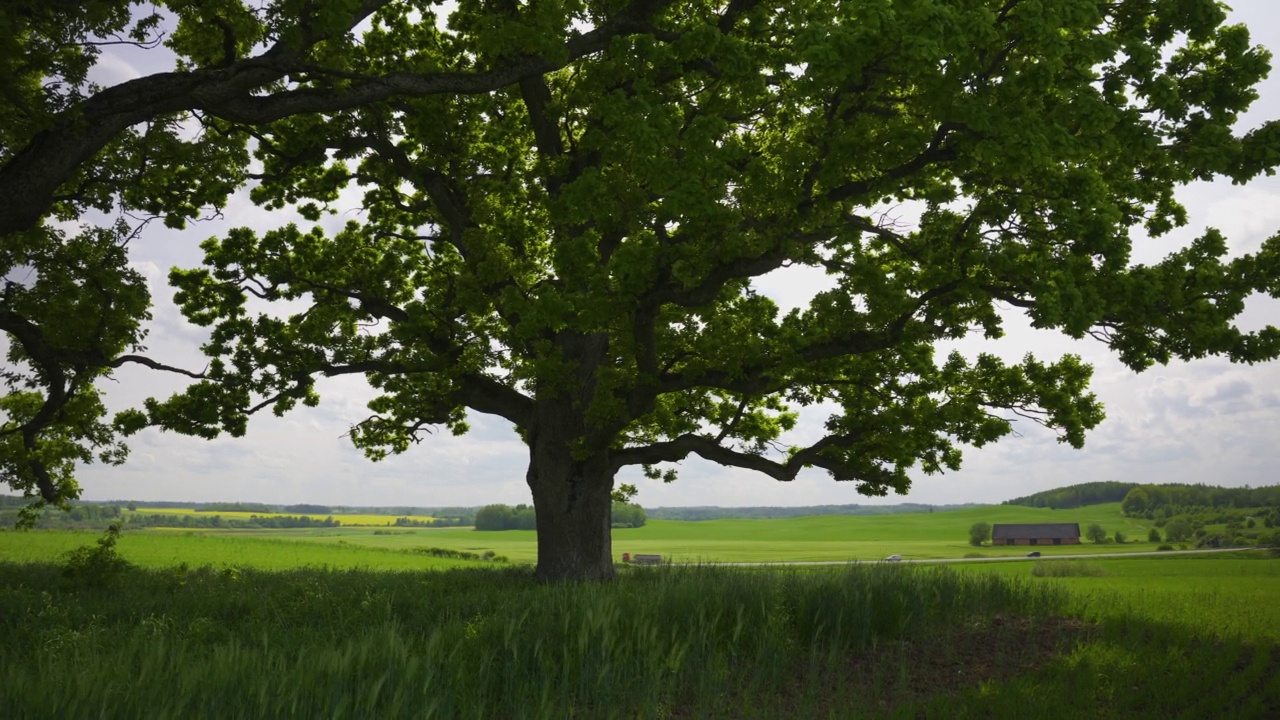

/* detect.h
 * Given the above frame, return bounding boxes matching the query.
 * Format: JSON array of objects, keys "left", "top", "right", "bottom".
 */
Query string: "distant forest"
[
  {"left": 1004, "top": 481, "right": 1280, "bottom": 514},
  {"left": 645, "top": 503, "right": 982, "bottom": 521},
  {"left": 2, "top": 496, "right": 986, "bottom": 528},
  {"left": 1002, "top": 482, "right": 1137, "bottom": 509}
]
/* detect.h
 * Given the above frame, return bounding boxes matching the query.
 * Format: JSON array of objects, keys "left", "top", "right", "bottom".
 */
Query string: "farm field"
[
  {"left": 1, "top": 507, "right": 1276, "bottom": 717},
  {"left": 0, "top": 529, "right": 487, "bottom": 571},
  {"left": 209, "top": 501, "right": 1174, "bottom": 564},
  {"left": 3, "top": 502, "right": 1206, "bottom": 567}
]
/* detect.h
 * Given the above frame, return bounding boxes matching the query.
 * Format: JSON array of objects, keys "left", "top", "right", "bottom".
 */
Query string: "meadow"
[
  {"left": 0, "top": 528, "right": 487, "bottom": 571},
  {"left": 2, "top": 506, "right": 1276, "bottom": 717},
  {"left": 1, "top": 552, "right": 1275, "bottom": 718},
  {"left": 196, "top": 501, "right": 1173, "bottom": 564}
]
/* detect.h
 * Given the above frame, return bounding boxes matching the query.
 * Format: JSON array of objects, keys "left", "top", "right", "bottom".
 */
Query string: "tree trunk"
[
  {"left": 526, "top": 422, "right": 617, "bottom": 581},
  {"left": 525, "top": 330, "right": 618, "bottom": 581}
]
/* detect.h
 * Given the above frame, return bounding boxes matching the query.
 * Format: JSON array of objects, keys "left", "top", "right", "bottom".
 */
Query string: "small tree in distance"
[
  {"left": 1148, "top": 528, "right": 1161, "bottom": 543},
  {"left": 1086, "top": 524, "right": 1108, "bottom": 544},
  {"left": 1164, "top": 518, "right": 1194, "bottom": 543},
  {"left": 1114, "top": 530, "right": 1126, "bottom": 544},
  {"left": 968, "top": 521, "right": 992, "bottom": 547}
]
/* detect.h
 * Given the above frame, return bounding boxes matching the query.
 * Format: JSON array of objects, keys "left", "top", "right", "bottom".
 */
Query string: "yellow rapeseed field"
[{"left": 129, "top": 508, "right": 435, "bottom": 526}]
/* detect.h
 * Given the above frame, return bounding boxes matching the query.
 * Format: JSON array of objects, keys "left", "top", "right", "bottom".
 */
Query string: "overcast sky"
[{"left": 48, "top": 1, "right": 1280, "bottom": 508}]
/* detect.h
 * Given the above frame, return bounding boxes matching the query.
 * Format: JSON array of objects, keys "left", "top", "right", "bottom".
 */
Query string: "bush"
[
  {"left": 62, "top": 524, "right": 133, "bottom": 589},
  {"left": 1085, "top": 523, "right": 1107, "bottom": 543},
  {"left": 1157, "top": 544, "right": 1174, "bottom": 551},
  {"left": 1147, "top": 528, "right": 1161, "bottom": 543}
]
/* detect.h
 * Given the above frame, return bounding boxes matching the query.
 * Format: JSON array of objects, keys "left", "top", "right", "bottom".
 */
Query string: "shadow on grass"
[
  {"left": 1, "top": 560, "right": 1276, "bottom": 719},
  {"left": 840, "top": 612, "right": 1280, "bottom": 720}
]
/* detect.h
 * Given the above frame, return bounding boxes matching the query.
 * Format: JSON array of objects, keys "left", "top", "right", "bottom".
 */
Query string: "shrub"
[
  {"left": 1147, "top": 528, "right": 1161, "bottom": 543},
  {"left": 1157, "top": 544, "right": 1174, "bottom": 551},
  {"left": 1085, "top": 523, "right": 1107, "bottom": 543},
  {"left": 411, "top": 547, "right": 508, "bottom": 562},
  {"left": 62, "top": 524, "right": 133, "bottom": 589}
]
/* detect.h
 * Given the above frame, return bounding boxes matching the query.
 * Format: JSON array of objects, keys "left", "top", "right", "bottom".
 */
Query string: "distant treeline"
[
  {"left": 646, "top": 503, "right": 982, "bottom": 521},
  {"left": 473, "top": 502, "right": 648, "bottom": 531},
  {"left": 126, "top": 513, "right": 342, "bottom": 529},
  {"left": 1002, "top": 482, "right": 1137, "bottom": 509},
  {"left": 1120, "top": 484, "right": 1280, "bottom": 517},
  {"left": 1003, "top": 482, "right": 1280, "bottom": 513},
  {"left": 390, "top": 516, "right": 472, "bottom": 528},
  {"left": 1, "top": 496, "right": 477, "bottom": 524},
  {"left": 0, "top": 504, "right": 342, "bottom": 530},
  {"left": 334, "top": 506, "right": 477, "bottom": 522},
  {"left": 0, "top": 503, "right": 125, "bottom": 529}
]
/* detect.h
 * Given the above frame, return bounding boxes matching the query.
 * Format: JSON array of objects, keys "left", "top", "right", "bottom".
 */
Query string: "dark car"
[{"left": 1026, "top": 551, "right": 1041, "bottom": 557}]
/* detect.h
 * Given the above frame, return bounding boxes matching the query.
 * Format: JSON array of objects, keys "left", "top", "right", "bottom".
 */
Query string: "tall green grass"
[
  {"left": 0, "top": 560, "right": 1067, "bottom": 719},
  {"left": 4, "top": 553, "right": 1277, "bottom": 718}
]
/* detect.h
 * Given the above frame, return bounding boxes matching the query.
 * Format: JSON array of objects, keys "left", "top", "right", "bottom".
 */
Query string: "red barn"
[{"left": 991, "top": 523, "right": 1081, "bottom": 546}]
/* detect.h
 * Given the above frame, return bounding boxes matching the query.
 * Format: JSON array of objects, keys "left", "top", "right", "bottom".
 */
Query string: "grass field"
[
  {"left": 1, "top": 505, "right": 1276, "bottom": 717},
  {"left": 0, "top": 529, "right": 486, "bottom": 571},
  {"left": 948, "top": 553, "right": 1280, "bottom": 640},
  {"left": 196, "top": 501, "right": 1167, "bottom": 564},
  {"left": 0, "top": 556, "right": 1275, "bottom": 718},
  {"left": 0, "top": 502, "right": 1212, "bottom": 568}
]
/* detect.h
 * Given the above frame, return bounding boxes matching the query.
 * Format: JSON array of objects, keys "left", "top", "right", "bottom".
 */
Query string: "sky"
[{"left": 35, "top": 1, "right": 1280, "bottom": 508}]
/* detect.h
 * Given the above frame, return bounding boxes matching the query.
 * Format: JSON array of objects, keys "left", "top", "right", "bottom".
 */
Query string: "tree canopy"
[
  {"left": 4, "top": 0, "right": 1280, "bottom": 579},
  {"left": 968, "top": 521, "right": 991, "bottom": 546}
]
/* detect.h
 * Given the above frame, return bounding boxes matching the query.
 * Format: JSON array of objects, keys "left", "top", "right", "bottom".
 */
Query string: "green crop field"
[
  {"left": 1, "top": 502, "right": 1205, "bottom": 567},
  {"left": 0, "top": 529, "right": 487, "bottom": 571},
  {"left": 189, "top": 501, "right": 1166, "bottom": 564},
  {"left": 949, "top": 553, "right": 1280, "bottom": 640}
]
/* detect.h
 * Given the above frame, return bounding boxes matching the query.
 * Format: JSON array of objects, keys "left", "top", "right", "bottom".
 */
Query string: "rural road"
[{"left": 688, "top": 547, "right": 1266, "bottom": 567}]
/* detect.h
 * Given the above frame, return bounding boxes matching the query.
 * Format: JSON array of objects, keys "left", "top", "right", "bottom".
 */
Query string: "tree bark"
[
  {"left": 526, "top": 424, "right": 616, "bottom": 581},
  {"left": 525, "top": 332, "right": 617, "bottom": 581}
]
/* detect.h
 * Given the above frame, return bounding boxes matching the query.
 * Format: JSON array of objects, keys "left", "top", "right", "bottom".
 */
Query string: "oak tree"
[{"left": 5, "top": 0, "right": 1280, "bottom": 580}]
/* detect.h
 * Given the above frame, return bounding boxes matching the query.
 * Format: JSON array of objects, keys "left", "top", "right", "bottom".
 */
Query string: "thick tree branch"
[
  {"left": 611, "top": 431, "right": 878, "bottom": 483},
  {"left": 0, "top": 0, "right": 677, "bottom": 236}
]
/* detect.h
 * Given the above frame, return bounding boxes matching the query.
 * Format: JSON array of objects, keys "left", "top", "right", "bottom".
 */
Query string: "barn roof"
[{"left": 991, "top": 523, "right": 1081, "bottom": 539}]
